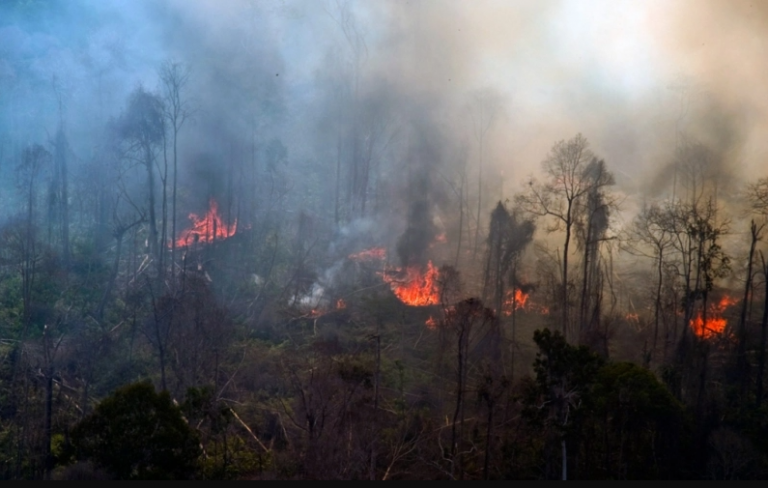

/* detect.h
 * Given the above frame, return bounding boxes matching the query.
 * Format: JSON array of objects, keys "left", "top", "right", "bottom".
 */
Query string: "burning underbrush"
[
  {"left": 173, "top": 198, "right": 237, "bottom": 248},
  {"left": 380, "top": 261, "right": 441, "bottom": 307},
  {"left": 690, "top": 295, "right": 739, "bottom": 339}
]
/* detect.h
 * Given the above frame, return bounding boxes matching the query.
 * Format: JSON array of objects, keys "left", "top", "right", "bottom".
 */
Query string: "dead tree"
[{"left": 517, "top": 134, "right": 595, "bottom": 341}]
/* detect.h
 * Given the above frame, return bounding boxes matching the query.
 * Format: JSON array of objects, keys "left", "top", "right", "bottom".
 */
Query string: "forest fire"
[
  {"left": 174, "top": 198, "right": 237, "bottom": 248},
  {"left": 502, "top": 289, "right": 530, "bottom": 315},
  {"left": 690, "top": 295, "right": 739, "bottom": 339},
  {"left": 381, "top": 261, "right": 440, "bottom": 306},
  {"left": 348, "top": 247, "right": 387, "bottom": 261}
]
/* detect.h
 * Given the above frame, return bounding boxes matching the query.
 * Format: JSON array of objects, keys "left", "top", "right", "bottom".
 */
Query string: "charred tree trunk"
[
  {"left": 757, "top": 253, "right": 768, "bottom": 407},
  {"left": 562, "top": 202, "right": 573, "bottom": 341},
  {"left": 654, "top": 247, "right": 664, "bottom": 362},
  {"left": 737, "top": 220, "right": 759, "bottom": 397}
]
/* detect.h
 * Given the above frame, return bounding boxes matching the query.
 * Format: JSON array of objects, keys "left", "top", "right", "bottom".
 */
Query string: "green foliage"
[
  {"left": 530, "top": 328, "right": 604, "bottom": 399},
  {"left": 521, "top": 329, "right": 691, "bottom": 478},
  {"left": 70, "top": 381, "right": 201, "bottom": 479},
  {"left": 584, "top": 361, "right": 688, "bottom": 478}
]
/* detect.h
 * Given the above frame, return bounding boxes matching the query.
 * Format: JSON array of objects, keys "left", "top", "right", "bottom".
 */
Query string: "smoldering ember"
[{"left": 2, "top": 0, "right": 768, "bottom": 481}]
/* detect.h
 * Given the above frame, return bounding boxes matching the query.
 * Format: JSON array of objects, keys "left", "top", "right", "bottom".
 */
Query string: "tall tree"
[
  {"left": 576, "top": 158, "right": 615, "bottom": 347},
  {"left": 469, "top": 91, "right": 498, "bottom": 259},
  {"left": 624, "top": 202, "right": 675, "bottom": 364},
  {"left": 748, "top": 177, "right": 768, "bottom": 406},
  {"left": 517, "top": 134, "right": 596, "bottom": 341},
  {"left": 159, "top": 60, "right": 192, "bottom": 281},
  {"left": 482, "top": 201, "right": 534, "bottom": 369},
  {"left": 15, "top": 144, "right": 51, "bottom": 331},
  {"left": 117, "top": 86, "right": 165, "bottom": 265}
]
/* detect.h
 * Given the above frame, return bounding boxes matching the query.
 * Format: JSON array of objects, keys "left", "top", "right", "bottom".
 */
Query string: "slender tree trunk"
[
  {"left": 454, "top": 178, "right": 464, "bottom": 268},
  {"left": 55, "top": 128, "right": 70, "bottom": 270},
  {"left": 737, "top": 221, "right": 758, "bottom": 396},
  {"left": 159, "top": 133, "right": 169, "bottom": 281},
  {"left": 483, "top": 398, "right": 493, "bottom": 479},
  {"left": 146, "top": 145, "right": 158, "bottom": 259},
  {"left": 171, "top": 126, "right": 178, "bottom": 282},
  {"left": 371, "top": 330, "right": 380, "bottom": 480},
  {"left": 43, "top": 365, "right": 53, "bottom": 480},
  {"left": 450, "top": 326, "right": 466, "bottom": 478},
  {"left": 562, "top": 206, "right": 572, "bottom": 341},
  {"left": 97, "top": 233, "right": 124, "bottom": 323},
  {"left": 653, "top": 247, "right": 664, "bottom": 362},
  {"left": 474, "top": 132, "right": 483, "bottom": 259},
  {"left": 335, "top": 103, "right": 343, "bottom": 226},
  {"left": 756, "top": 254, "right": 768, "bottom": 407},
  {"left": 561, "top": 439, "right": 567, "bottom": 480},
  {"left": 579, "top": 220, "right": 593, "bottom": 342}
]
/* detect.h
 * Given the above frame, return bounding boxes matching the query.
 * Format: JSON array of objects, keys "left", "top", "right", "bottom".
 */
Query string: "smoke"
[{"left": 2, "top": 0, "right": 768, "bottom": 245}]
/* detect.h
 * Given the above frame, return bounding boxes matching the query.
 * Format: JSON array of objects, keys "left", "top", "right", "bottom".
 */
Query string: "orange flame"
[
  {"left": 381, "top": 261, "right": 440, "bottom": 306},
  {"left": 425, "top": 315, "right": 438, "bottom": 329},
  {"left": 348, "top": 247, "right": 387, "bottom": 261},
  {"left": 502, "top": 289, "right": 530, "bottom": 316},
  {"left": 174, "top": 198, "right": 237, "bottom": 248},
  {"left": 336, "top": 298, "right": 347, "bottom": 309},
  {"left": 690, "top": 295, "right": 738, "bottom": 339}
]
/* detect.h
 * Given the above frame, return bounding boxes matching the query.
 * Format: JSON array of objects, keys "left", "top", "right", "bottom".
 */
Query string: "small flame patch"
[{"left": 348, "top": 247, "right": 387, "bottom": 262}]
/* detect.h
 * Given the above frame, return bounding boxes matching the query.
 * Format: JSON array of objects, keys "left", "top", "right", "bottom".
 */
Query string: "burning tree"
[{"left": 173, "top": 198, "right": 237, "bottom": 248}]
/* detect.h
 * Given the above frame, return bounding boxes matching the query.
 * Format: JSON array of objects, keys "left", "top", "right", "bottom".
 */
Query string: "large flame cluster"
[
  {"left": 502, "top": 289, "right": 529, "bottom": 315},
  {"left": 690, "top": 295, "right": 738, "bottom": 339},
  {"left": 174, "top": 198, "right": 237, "bottom": 248},
  {"left": 381, "top": 261, "right": 440, "bottom": 306}
]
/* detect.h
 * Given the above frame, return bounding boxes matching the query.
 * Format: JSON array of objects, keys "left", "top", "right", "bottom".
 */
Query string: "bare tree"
[
  {"left": 117, "top": 86, "right": 165, "bottom": 264},
  {"left": 159, "top": 60, "right": 193, "bottom": 281},
  {"left": 469, "top": 89, "right": 499, "bottom": 259},
  {"left": 516, "top": 134, "right": 595, "bottom": 341},
  {"left": 748, "top": 177, "right": 768, "bottom": 406},
  {"left": 325, "top": 0, "right": 369, "bottom": 222},
  {"left": 624, "top": 202, "right": 675, "bottom": 364},
  {"left": 15, "top": 144, "right": 51, "bottom": 331}
]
